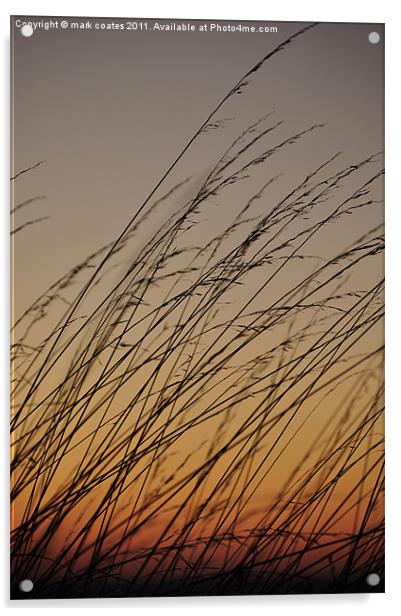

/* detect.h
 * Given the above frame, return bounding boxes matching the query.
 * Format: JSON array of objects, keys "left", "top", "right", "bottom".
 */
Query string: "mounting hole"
[
  {"left": 19, "top": 578, "right": 34, "bottom": 593},
  {"left": 368, "top": 32, "right": 380, "bottom": 44},
  {"left": 20, "top": 24, "right": 34, "bottom": 37},
  {"left": 366, "top": 573, "right": 381, "bottom": 587}
]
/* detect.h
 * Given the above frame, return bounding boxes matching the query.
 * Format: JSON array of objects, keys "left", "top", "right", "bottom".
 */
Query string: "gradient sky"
[
  {"left": 10, "top": 19, "right": 384, "bottom": 591},
  {"left": 11, "top": 14, "right": 384, "bottom": 511}
]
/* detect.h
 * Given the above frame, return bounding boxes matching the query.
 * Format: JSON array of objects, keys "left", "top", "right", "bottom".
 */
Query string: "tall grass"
[{"left": 10, "top": 23, "right": 384, "bottom": 598}]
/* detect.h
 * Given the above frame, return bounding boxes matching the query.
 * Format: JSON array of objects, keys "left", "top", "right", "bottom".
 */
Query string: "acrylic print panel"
[{"left": 10, "top": 16, "right": 384, "bottom": 599}]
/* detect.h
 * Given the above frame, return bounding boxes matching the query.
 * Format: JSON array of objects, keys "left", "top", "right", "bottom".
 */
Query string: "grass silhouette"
[{"left": 10, "top": 22, "right": 384, "bottom": 598}]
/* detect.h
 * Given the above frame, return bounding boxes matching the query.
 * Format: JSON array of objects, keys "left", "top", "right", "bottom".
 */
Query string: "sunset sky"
[{"left": 11, "top": 18, "right": 384, "bottom": 597}]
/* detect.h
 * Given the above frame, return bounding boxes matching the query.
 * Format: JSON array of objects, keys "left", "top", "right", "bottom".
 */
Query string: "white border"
[{"left": 1, "top": 2, "right": 400, "bottom": 614}]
